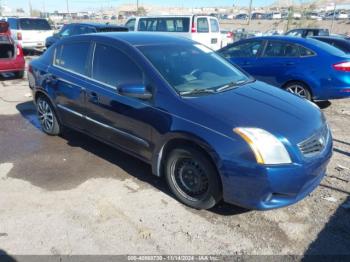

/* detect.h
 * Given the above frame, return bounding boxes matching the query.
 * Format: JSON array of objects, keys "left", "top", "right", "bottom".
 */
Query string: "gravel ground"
[{"left": 0, "top": 59, "right": 349, "bottom": 258}]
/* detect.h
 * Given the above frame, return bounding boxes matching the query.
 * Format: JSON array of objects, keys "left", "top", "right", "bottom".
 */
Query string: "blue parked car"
[
  {"left": 28, "top": 33, "right": 332, "bottom": 210},
  {"left": 219, "top": 36, "right": 350, "bottom": 100}
]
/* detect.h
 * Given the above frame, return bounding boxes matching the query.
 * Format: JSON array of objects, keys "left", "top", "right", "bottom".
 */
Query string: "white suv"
[
  {"left": 125, "top": 15, "right": 222, "bottom": 50},
  {"left": 7, "top": 17, "right": 54, "bottom": 51}
]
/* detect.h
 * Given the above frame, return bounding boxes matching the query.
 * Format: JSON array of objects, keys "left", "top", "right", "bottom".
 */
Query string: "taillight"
[
  {"left": 333, "top": 62, "right": 350, "bottom": 72},
  {"left": 226, "top": 32, "right": 233, "bottom": 38},
  {"left": 17, "top": 32, "right": 22, "bottom": 40},
  {"left": 191, "top": 19, "right": 197, "bottom": 33},
  {"left": 17, "top": 45, "right": 23, "bottom": 56}
]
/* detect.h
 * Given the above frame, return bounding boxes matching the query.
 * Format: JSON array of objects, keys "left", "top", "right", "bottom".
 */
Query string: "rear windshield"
[
  {"left": 308, "top": 38, "right": 347, "bottom": 56},
  {"left": 19, "top": 19, "right": 51, "bottom": 30},
  {"left": 97, "top": 27, "right": 128, "bottom": 32},
  {"left": 138, "top": 17, "right": 190, "bottom": 32}
]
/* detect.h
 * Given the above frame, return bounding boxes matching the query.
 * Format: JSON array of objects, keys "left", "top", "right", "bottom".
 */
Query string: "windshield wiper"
[
  {"left": 216, "top": 79, "right": 253, "bottom": 92},
  {"left": 180, "top": 88, "right": 216, "bottom": 96}
]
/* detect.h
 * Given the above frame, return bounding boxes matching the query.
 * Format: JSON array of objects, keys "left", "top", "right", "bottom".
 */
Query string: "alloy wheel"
[
  {"left": 286, "top": 85, "right": 307, "bottom": 98},
  {"left": 37, "top": 99, "right": 54, "bottom": 132}
]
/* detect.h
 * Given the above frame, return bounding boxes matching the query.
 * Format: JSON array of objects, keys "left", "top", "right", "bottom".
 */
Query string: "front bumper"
[{"left": 220, "top": 141, "right": 333, "bottom": 210}]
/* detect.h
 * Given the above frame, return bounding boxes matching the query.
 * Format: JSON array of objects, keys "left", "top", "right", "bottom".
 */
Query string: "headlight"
[{"left": 234, "top": 128, "right": 292, "bottom": 165}]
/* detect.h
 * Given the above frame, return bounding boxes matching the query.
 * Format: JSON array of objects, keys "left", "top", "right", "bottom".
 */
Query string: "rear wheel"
[
  {"left": 15, "top": 71, "right": 24, "bottom": 79},
  {"left": 165, "top": 146, "right": 222, "bottom": 210},
  {"left": 283, "top": 81, "right": 312, "bottom": 100},
  {"left": 36, "top": 96, "right": 61, "bottom": 136}
]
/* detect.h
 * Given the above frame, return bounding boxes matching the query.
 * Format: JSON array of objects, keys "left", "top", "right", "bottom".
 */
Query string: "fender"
[{"left": 151, "top": 131, "right": 220, "bottom": 177}]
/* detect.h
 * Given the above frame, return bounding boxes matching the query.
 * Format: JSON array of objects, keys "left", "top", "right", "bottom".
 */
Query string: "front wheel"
[
  {"left": 36, "top": 96, "right": 61, "bottom": 136},
  {"left": 283, "top": 82, "right": 312, "bottom": 100},
  {"left": 165, "top": 146, "right": 222, "bottom": 210}
]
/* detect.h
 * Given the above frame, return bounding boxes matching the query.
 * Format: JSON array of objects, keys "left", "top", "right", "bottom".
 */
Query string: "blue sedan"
[
  {"left": 28, "top": 33, "right": 332, "bottom": 210},
  {"left": 219, "top": 36, "right": 350, "bottom": 100}
]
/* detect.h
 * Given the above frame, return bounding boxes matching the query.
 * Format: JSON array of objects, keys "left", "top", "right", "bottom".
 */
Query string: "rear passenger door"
[
  {"left": 256, "top": 40, "right": 300, "bottom": 86},
  {"left": 48, "top": 41, "right": 91, "bottom": 130},
  {"left": 83, "top": 42, "right": 153, "bottom": 160}
]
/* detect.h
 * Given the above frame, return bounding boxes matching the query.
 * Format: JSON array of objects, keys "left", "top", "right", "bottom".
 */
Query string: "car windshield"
[
  {"left": 19, "top": 19, "right": 51, "bottom": 30},
  {"left": 138, "top": 44, "right": 251, "bottom": 95}
]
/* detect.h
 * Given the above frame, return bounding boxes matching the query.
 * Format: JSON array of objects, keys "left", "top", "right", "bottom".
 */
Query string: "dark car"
[
  {"left": 219, "top": 36, "right": 350, "bottom": 100},
  {"left": 312, "top": 36, "right": 350, "bottom": 53},
  {"left": 45, "top": 23, "right": 128, "bottom": 48},
  {"left": 28, "top": 33, "right": 332, "bottom": 210},
  {"left": 285, "top": 28, "right": 329, "bottom": 38},
  {"left": 235, "top": 14, "right": 249, "bottom": 20}
]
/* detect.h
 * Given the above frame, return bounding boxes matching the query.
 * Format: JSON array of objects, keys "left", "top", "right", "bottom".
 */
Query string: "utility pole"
[
  {"left": 330, "top": 3, "right": 337, "bottom": 33},
  {"left": 28, "top": 0, "right": 33, "bottom": 17},
  {"left": 136, "top": 0, "right": 139, "bottom": 15},
  {"left": 66, "top": 0, "right": 71, "bottom": 21},
  {"left": 247, "top": 0, "right": 253, "bottom": 25}
]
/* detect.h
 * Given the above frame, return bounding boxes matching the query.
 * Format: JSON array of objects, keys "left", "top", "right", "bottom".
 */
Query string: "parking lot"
[{"left": 0, "top": 57, "right": 349, "bottom": 256}]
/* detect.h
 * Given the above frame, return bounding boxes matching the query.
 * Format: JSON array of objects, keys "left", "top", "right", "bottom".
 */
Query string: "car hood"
[{"left": 179, "top": 81, "right": 325, "bottom": 145}]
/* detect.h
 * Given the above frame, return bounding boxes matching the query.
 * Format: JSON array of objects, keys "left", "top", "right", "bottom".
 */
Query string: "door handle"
[{"left": 88, "top": 92, "right": 99, "bottom": 103}]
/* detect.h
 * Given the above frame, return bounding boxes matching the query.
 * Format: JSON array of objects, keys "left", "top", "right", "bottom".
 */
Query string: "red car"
[{"left": 0, "top": 21, "right": 25, "bottom": 78}]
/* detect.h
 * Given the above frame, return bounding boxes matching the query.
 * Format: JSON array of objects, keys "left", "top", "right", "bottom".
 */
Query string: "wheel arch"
[
  {"left": 281, "top": 79, "right": 313, "bottom": 97},
  {"left": 152, "top": 135, "right": 222, "bottom": 185},
  {"left": 33, "top": 90, "right": 63, "bottom": 124}
]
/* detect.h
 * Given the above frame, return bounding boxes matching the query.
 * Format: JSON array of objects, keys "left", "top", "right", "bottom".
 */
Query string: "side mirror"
[{"left": 118, "top": 84, "right": 152, "bottom": 100}]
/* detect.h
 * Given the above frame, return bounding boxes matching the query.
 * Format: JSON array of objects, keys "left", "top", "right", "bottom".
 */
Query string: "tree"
[{"left": 137, "top": 6, "right": 147, "bottom": 16}]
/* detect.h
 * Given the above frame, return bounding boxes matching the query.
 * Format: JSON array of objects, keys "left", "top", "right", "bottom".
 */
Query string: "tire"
[
  {"left": 165, "top": 146, "right": 222, "bottom": 210},
  {"left": 15, "top": 71, "right": 24, "bottom": 79},
  {"left": 36, "top": 96, "right": 61, "bottom": 136},
  {"left": 283, "top": 81, "right": 312, "bottom": 100}
]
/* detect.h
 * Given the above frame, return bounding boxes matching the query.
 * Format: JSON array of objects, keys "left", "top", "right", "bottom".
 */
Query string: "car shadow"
[
  {"left": 315, "top": 100, "right": 332, "bottom": 109},
  {"left": 302, "top": 195, "right": 350, "bottom": 258},
  {"left": 0, "top": 73, "right": 22, "bottom": 81},
  {"left": 15, "top": 101, "right": 248, "bottom": 216}
]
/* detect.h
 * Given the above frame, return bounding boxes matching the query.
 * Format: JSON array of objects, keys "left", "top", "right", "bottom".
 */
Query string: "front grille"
[{"left": 298, "top": 125, "right": 329, "bottom": 157}]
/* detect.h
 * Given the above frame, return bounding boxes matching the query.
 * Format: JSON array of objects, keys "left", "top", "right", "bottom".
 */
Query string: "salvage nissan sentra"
[{"left": 27, "top": 33, "right": 333, "bottom": 210}]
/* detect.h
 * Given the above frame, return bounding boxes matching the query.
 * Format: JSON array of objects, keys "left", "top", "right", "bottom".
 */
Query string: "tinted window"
[
  {"left": 210, "top": 19, "right": 219, "bottom": 33},
  {"left": 125, "top": 19, "right": 136, "bottom": 31},
  {"left": 286, "top": 30, "right": 302, "bottom": 37},
  {"left": 138, "top": 18, "right": 157, "bottom": 31},
  {"left": 59, "top": 25, "right": 75, "bottom": 37},
  {"left": 223, "top": 41, "right": 263, "bottom": 58},
  {"left": 299, "top": 46, "right": 316, "bottom": 57},
  {"left": 197, "top": 18, "right": 209, "bottom": 33},
  {"left": 75, "top": 26, "right": 96, "bottom": 34},
  {"left": 19, "top": 18, "right": 51, "bottom": 30},
  {"left": 55, "top": 42, "right": 90, "bottom": 75},
  {"left": 92, "top": 43, "right": 143, "bottom": 87},
  {"left": 7, "top": 18, "right": 17, "bottom": 29},
  {"left": 138, "top": 17, "right": 190, "bottom": 32},
  {"left": 138, "top": 44, "right": 250, "bottom": 94},
  {"left": 263, "top": 41, "right": 299, "bottom": 57}
]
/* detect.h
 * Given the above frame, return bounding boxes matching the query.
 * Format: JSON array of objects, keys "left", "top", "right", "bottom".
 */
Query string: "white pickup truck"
[{"left": 7, "top": 17, "right": 54, "bottom": 52}]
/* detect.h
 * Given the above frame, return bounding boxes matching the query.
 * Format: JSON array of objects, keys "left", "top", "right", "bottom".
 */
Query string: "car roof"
[
  {"left": 75, "top": 32, "right": 194, "bottom": 46},
  {"left": 312, "top": 35, "right": 350, "bottom": 41},
  {"left": 68, "top": 22, "right": 127, "bottom": 29},
  {"left": 287, "top": 28, "right": 327, "bottom": 31}
]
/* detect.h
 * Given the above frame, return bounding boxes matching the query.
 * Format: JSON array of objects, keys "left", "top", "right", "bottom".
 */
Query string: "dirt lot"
[{"left": 0, "top": 58, "right": 349, "bottom": 258}]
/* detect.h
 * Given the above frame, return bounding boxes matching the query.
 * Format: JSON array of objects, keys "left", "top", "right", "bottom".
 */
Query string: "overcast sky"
[{"left": 6, "top": 0, "right": 297, "bottom": 12}]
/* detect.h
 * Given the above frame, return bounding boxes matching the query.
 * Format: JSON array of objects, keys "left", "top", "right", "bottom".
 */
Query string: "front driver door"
[
  {"left": 221, "top": 39, "right": 265, "bottom": 76},
  {"left": 83, "top": 42, "right": 153, "bottom": 161}
]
